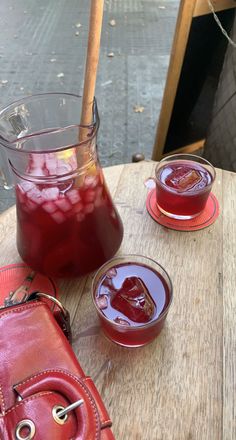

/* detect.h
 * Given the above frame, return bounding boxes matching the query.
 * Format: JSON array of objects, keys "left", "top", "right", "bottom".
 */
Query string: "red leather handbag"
[{"left": 0, "top": 293, "right": 115, "bottom": 440}]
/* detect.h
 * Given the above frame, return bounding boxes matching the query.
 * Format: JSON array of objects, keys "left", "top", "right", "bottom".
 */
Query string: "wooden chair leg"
[{"left": 152, "top": 0, "right": 197, "bottom": 161}]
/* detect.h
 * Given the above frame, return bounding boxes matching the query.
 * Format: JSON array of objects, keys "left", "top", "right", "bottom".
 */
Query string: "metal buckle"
[
  {"left": 52, "top": 399, "right": 84, "bottom": 425},
  {"left": 15, "top": 419, "right": 36, "bottom": 440},
  {"left": 52, "top": 405, "right": 68, "bottom": 425}
]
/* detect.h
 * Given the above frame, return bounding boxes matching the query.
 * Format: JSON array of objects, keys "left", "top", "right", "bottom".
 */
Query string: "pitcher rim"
[{"left": 0, "top": 92, "right": 99, "bottom": 153}]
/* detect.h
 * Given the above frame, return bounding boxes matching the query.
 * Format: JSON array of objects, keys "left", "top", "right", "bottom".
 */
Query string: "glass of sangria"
[
  {"left": 155, "top": 154, "right": 216, "bottom": 220},
  {"left": 0, "top": 94, "right": 123, "bottom": 277},
  {"left": 92, "top": 255, "right": 173, "bottom": 347}
]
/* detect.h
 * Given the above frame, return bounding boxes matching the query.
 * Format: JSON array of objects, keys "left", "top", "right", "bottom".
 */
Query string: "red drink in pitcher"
[
  {"left": 15, "top": 162, "right": 123, "bottom": 278},
  {"left": 0, "top": 94, "right": 124, "bottom": 278},
  {"left": 155, "top": 155, "right": 215, "bottom": 219},
  {"left": 92, "top": 256, "right": 173, "bottom": 347}
]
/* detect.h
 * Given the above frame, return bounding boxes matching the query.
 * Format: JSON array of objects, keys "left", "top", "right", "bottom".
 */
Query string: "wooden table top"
[{"left": 0, "top": 161, "right": 235, "bottom": 440}]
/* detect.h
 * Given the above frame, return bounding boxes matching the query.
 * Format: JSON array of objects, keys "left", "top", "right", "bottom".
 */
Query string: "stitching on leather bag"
[
  {"left": 0, "top": 384, "right": 6, "bottom": 415},
  {"left": 4, "top": 391, "right": 53, "bottom": 415},
  {"left": 84, "top": 377, "right": 111, "bottom": 426},
  {"left": 17, "top": 369, "right": 100, "bottom": 439},
  {"left": 0, "top": 302, "right": 44, "bottom": 319}
]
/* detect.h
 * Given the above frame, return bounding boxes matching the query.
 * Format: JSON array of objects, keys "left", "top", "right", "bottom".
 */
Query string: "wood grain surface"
[{"left": 0, "top": 161, "right": 235, "bottom": 440}]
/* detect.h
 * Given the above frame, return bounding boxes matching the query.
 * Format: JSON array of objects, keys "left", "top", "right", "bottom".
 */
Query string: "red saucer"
[
  {"left": 146, "top": 189, "right": 219, "bottom": 231},
  {"left": 0, "top": 263, "right": 58, "bottom": 308}
]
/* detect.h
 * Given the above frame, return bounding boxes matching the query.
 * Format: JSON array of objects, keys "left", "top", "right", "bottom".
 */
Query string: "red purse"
[{"left": 0, "top": 293, "right": 115, "bottom": 440}]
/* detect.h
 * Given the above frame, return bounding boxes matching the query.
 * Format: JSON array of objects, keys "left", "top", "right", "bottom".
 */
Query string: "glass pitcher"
[{"left": 0, "top": 93, "right": 123, "bottom": 277}]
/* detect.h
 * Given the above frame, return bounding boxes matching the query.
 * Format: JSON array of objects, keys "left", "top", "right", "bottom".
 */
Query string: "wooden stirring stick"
[
  {"left": 75, "top": 0, "right": 104, "bottom": 183},
  {"left": 80, "top": 0, "right": 104, "bottom": 130}
]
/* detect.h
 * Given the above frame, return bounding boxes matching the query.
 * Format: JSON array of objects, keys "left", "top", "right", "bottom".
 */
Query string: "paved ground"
[{"left": 0, "top": 0, "right": 179, "bottom": 211}]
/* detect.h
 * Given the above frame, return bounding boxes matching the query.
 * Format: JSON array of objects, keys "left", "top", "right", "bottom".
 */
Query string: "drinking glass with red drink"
[
  {"left": 92, "top": 255, "right": 173, "bottom": 347},
  {"left": 154, "top": 154, "right": 216, "bottom": 220}
]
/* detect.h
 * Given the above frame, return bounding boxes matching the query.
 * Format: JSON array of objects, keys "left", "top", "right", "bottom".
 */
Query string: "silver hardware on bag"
[
  {"left": 52, "top": 405, "right": 68, "bottom": 425},
  {"left": 30, "top": 292, "right": 72, "bottom": 342},
  {"left": 2, "top": 271, "right": 36, "bottom": 309},
  {"left": 52, "top": 399, "right": 84, "bottom": 425},
  {"left": 32, "top": 292, "right": 68, "bottom": 316},
  {"left": 15, "top": 419, "right": 36, "bottom": 440}
]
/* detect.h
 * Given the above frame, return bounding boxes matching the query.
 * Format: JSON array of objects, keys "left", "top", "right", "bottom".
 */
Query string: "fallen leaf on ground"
[{"left": 133, "top": 105, "right": 144, "bottom": 113}]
